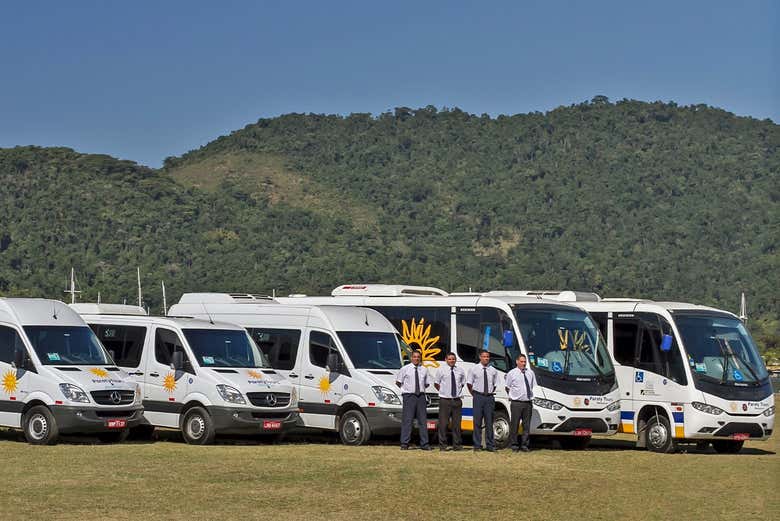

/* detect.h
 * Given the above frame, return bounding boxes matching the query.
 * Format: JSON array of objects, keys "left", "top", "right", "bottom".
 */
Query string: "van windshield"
[
  {"left": 675, "top": 313, "right": 768, "bottom": 384},
  {"left": 24, "top": 326, "right": 112, "bottom": 365},
  {"left": 183, "top": 329, "right": 270, "bottom": 368},
  {"left": 337, "top": 332, "right": 402, "bottom": 370}
]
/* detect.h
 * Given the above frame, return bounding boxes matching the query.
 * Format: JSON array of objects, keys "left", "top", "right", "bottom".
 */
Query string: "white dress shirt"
[
  {"left": 395, "top": 363, "right": 429, "bottom": 395},
  {"left": 505, "top": 367, "right": 537, "bottom": 401},
  {"left": 434, "top": 365, "right": 466, "bottom": 398},
  {"left": 467, "top": 363, "right": 499, "bottom": 394}
]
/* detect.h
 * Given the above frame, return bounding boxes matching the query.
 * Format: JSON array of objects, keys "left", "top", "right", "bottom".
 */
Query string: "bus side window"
[
  {"left": 659, "top": 318, "right": 688, "bottom": 385},
  {"left": 612, "top": 320, "right": 639, "bottom": 366},
  {"left": 456, "top": 313, "right": 480, "bottom": 364},
  {"left": 590, "top": 312, "right": 608, "bottom": 340}
]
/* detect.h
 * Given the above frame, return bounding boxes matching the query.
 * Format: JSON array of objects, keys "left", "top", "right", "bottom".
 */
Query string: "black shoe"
[
  {"left": 473, "top": 447, "right": 482, "bottom": 452},
  {"left": 400, "top": 445, "right": 409, "bottom": 450},
  {"left": 520, "top": 447, "right": 530, "bottom": 452},
  {"left": 511, "top": 447, "right": 520, "bottom": 453},
  {"left": 485, "top": 447, "right": 496, "bottom": 453},
  {"left": 420, "top": 446, "right": 433, "bottom": 451},
  {"left": 439, "top": 447, "right": 448, "bottom": 452},
  {"left": 452, "top": 446, "right": 463, "bottom": 452}
]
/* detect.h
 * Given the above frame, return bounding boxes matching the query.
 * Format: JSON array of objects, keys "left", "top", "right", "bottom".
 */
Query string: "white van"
[
  {"left": 73, "top": 303, "right": 299, "bottom": 445},
  {"left": 168, "top": 295, "right": 429, "bottom": 445},
  {"left": 0, "top": 298, "right": 144, "bottom": 444},
  {"left": 520, "top": 292, "right": 775, "bottom": 453}
]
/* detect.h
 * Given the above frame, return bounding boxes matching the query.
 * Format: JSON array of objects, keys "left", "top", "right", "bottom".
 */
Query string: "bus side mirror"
[
  {"left": 503, "top": 330, "right": 514, "bottom": 348},
  {"left": 172, "top": 351, "right": 184, "bottom": 370},
  {"left": 660, "top": 334, "right": 673, "bottom": 352},
  {"left": 326, "top": 352, "right": 341, "bottom": 373},
  {"left": 13, "top": 345, "right": 25, "bottom": 368}
]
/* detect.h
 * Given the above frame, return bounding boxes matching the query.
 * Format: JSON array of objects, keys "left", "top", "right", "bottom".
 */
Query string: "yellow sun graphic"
[
  {"left": 558, "top": 329, "right": 590, "bottom": 352},
  {"left": 247, "top": 370, "right": 263, "bottom": 379},
  {"left": 162, "top": 372, "right": 177, "bottom": 393},
  {"left": 318, "top": 375, "right": 331, "bottom": 394},
  {"left": 89, "top": 367, "right": 109, "bottom": 378},
  {"left": 2, "top": 370, "right": 18, "bottom": 394},
  {"left": 401, "top": 318, "right": 442, "bottom": 367}
]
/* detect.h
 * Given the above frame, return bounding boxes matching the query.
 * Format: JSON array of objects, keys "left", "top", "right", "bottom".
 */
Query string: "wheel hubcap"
[
  {"left": 648, "top": 423, "right": 668, "bottom": 447},
  {"left": 187, "top": 415, "right": 205, "bottom": 439},
  {"left": 29, "top": 414, "right": 48, "bottom": 440},
  {"left": 343, "top": 418, "right": 361, "bottom": 442},
  {"left": 494, "top": 418, "right": 509, "bottom": 443}
]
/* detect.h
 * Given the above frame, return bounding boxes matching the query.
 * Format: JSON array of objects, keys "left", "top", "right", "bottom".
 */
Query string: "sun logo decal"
[
  {"left": 162, "top": 372, "right": 177, "bottom": 393},
  {"left": 247, "top": 370, "right": 263, "bottom": 379},
  {"left": 401, "top": 318, "right": 442, "bottom": 367},
  {"left": 318, "top": 375, "right": 331, "bottom": 394},
  {"left": 2, "top": 370, "right": 18, "bottom": 394},
  {"left": 89, "top": 367, "right": 109, "bottom": 378}
]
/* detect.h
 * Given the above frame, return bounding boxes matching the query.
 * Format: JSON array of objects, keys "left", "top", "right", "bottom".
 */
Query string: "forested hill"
[{"left": 1, "top": 98, "right": 778, "bottom": 353}]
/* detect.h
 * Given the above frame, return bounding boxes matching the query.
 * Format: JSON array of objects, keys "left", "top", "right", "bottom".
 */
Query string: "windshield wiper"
[{"left": 717, "top": 338, "right": 731, "bottom": 384}]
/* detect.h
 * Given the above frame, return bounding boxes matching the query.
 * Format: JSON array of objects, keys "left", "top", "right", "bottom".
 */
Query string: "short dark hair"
[
  {"left": 480, "top": 350, "right": 490, "bottom": 356},
  {"left": 517, "top": 354, "right": 527, "bottom": 360},
  {"left": 445, "top": 352, "right": 456, "bottom": 358},
  {"left": 411, "top": 349, "right": 422, "bottom": 356}
]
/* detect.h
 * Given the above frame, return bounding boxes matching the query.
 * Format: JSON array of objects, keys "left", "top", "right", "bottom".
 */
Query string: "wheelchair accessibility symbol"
[{"left": 635, "top": 371, "right": 644, "bottom": 383}]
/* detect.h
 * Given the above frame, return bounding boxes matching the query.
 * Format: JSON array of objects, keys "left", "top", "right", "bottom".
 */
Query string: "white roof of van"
[
  {"left": 178, "top": 293, "right": 276, "bottom": 304},
  {"left": 331, "top": 284, "right": 448, "bottom": 297},
  {"left": 0, "top": 298, "right": 87, "bottom": 327},
  {"left": 80, "top": 312, "right": 246, "bottom": 331},
  {"left": 69, "top": 303, "right": 148, "bottom": 316}
]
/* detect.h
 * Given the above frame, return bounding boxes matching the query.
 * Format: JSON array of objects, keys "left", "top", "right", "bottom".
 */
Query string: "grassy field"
[{"left": 0, "top": 429, "right": 777, "bottom": 521}]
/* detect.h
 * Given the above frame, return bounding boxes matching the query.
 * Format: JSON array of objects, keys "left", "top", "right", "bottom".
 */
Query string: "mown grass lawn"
[{"left": 0, "top": 429, "right": 777, "bottom": 521}]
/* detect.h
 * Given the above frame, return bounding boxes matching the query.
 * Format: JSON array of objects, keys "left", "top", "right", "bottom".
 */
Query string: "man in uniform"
[
  {"left": 434, "top": 352, "right": 466, "bottom": 451},
  {"left": 395, "top": 349, "right": 431, "bottom": 450},
  {"left": 467, "top": 350, "right": 499, "bottom": 452},
  {"left": 505, "top": 354, "right": 536, "bottom": 452}
]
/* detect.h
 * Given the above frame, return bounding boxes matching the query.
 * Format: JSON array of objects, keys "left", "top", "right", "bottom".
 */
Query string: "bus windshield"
[
  {"left": 513, "top": 307, "right": 615, "bottom": 379},
  {"left": 338, "top": 331, "right": 402, "bottom": 370},
  {"left": 674, "top": 314, "right": 768, "bottom": 384},
  {"left": 24, "top": 326, "right": 112, "bottom": 365},
  {"left": 183, "top": 329, "right": 270, "bottom": 368}
]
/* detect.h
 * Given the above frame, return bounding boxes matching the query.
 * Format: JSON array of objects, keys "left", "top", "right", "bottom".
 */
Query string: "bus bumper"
[{"left": 531, "top": 406, "right": 619, "bottom": 436}]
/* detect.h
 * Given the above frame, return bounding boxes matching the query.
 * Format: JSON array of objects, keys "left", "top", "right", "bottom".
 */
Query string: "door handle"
[
  {"left": 128, "top": 371, "right": 144, "bottom": 376},
  {"left": 289, "top": 373, "right": 298, "bottom": 378},
  {"left": 304, "top": 374, "right": 315, "bottom": 380},
  {"left": 149, "top": 372, "right": 160, "bottom": 377}
]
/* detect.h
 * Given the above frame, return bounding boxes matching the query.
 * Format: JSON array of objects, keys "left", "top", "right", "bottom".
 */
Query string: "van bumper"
[
  {"left": 207, "top": 406, "right": 299, "bottom": 435},
  {"left": 364, "top": 407, "right": 404, "bottom": 435},
  {"left": 50, "top": 405, "right": 144, "bottom": 433}
]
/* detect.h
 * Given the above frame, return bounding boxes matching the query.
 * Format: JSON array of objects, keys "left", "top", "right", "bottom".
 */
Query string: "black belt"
[
  {"left": 439, "top": 397, "right": 461, "bottom": 401},
  {"left": 511, "top": 399, "right": 532, "bottom": 403},
  {"left": 474, "top": 391, "right": 495, "bottom": 396},
  {"left": 402, "top": 393, "right": 425, "bottom": 397}
]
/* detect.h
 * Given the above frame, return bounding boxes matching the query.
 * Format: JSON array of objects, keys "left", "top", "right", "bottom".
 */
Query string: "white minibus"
[{"left": 0, "top": 298, "right": 144, "bottom": 444}]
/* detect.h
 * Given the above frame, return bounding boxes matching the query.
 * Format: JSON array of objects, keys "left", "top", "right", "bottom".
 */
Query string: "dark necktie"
[
  {"left": 414, "top": 366, "right": 420, "bottom": 394},
  {"left": 450, "top": 367, "right": 457, "bottom": 398},
  {"left": 483, "top": 366, "right": 489, "bottom": 394},
  {"left": 522, "top": 369, "right": 532, "bottom": 400}
]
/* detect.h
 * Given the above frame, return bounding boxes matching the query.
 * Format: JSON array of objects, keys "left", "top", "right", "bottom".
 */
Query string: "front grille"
[
  {"left": 90, "top": 390, "right": 135, "bottom": 405},
  {"left": 714, "top": 422, "right": 764, "bottom": 438},
  {"left": 553, "top": 417, "right": 609, "bottom": 433},
  {"left": 426, "top": 393, "right": 439, "bottom": 408},
  {"left": 95, "top": 410, "right": 136, "bottom": 418},
  {"left": 250, "top": 412, "right": 291, "bottom": 419},
  {"left": 246, "top": 392, "right": 290, "bottom": 407}
]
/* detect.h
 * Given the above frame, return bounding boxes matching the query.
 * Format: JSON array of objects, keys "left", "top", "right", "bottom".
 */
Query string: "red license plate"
[
  {"left": 106, "top": 419, "right": 126, "bottom": 429},
  {"left": 426, "top": 420, "right": 437, "bottom": 430},
  {"left": 732, "top": 433, "right": 750, "bottom": 441},
  {"left": 263, "top": 420, "right": 282, "bottom": 430},
  {"left": 573, "top": 428, "right": 592, "bottom": 437}
]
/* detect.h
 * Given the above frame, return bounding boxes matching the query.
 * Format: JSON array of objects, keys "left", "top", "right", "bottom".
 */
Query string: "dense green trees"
[{"left": 2, "top": 99, "right": 778, "bottom": 357}]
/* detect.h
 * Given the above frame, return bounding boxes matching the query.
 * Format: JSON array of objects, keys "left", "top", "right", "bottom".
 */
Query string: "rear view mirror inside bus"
[
  {"left": 503, "top": 330, "right": 514, "bottom": 348},
  {"left": 660, "top": 334, "right": 673, "bottom": 352}
]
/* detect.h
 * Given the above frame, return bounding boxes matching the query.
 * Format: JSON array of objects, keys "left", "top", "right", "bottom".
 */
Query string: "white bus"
[
  {"left": 513, "top": 292, "right": 775, "bottom": 453},
  {"left": 278, "top": 285, "right": 621, "bottom": 449}
]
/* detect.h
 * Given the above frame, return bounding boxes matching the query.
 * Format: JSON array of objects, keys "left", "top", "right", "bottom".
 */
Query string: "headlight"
[
  {"left": 216, "top": 384, "right": 246, "bottom": 404},
  {"left": 607, "top": 401, "right": 621, "bottom": 411},
  {"left": 533, "top": 398, "right": 563, "bottom": 410},
  {"left": 763, "top": 406, "right": 775, "bottom": 417},
  {"left": 691, "top": 401, "right": 724, "bottom": 415},
  {"left": 372, "top": 386, "right": 401, "bottom": 405},
  {"left": 290, "top": 386, "right": 298, "bottom": 406},
  {"left": 134, "top": 384, "right": 143, "bottom": 404},
  {"left": 59, "top": 383, "right": 89, "bottom": 403}
]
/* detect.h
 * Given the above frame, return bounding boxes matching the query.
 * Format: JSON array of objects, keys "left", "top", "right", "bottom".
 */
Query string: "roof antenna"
[
  {"left": 364, "top": 310, "right": 369, "bottom": 326},
  {"left": 201, "top": 302, "right": 214, "bottom": 325},
  {"left": 739, "top": 292, "right": 747, "bottom": 324},
  {"left": 64, "top": 267, "right": 81, "bottom": 304},
  {"left": 161, "top": 281, "right": 168, "bottom": 316},
  {"left": 137, "top": 267, "right": 143, "bottom": 308},
  {"left": 52, "top": 300, "right": 58, "bottom": 320}
]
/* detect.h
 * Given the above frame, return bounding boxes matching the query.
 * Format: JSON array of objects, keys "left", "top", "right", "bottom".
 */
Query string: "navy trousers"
[
  {"left": 472, "top": 393, "right": 495, "bottom": 449},
  {"left": 400, "top": 393, "right": 429, "bottom": 447}
]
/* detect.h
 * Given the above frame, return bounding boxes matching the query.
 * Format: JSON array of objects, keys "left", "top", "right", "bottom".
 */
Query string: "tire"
[
  {"left": 492, "top": 409, "right": 511, "bottom": 449},
  {"left": 23, "top": 405, "right": 59, "bottom": 445},
  {"left": 97, "top": 429, "right": 130, "bottom": 444},
  {"left": 645, "top": 414, "right": 676, "bottom": 453},
  {"left": 338, "top": 410, "right": 370, "bottom": 446},
  {"left": 712, "top": 440, "right": 744, "bottom": 454},
  {"left": 180, "top": 407, "right": 216, "bottom": 445},
  {"left": 559, "top": 436, "right": 592, "bottom": 450}
]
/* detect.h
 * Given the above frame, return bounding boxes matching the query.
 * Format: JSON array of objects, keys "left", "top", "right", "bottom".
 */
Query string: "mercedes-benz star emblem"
[
  {"left": 265, "top": 394, "right": 278, "bottom": 407},
  {"left": 110, "top": 391, "right": 122, "bottom": 404}
]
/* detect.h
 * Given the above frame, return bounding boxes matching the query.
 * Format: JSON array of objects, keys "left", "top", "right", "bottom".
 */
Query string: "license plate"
[
  {"left": 426, "top": 420, "right": 437, "bottom": 430},
  {"left": 263, "top": 420, "right": 282, "bottom": 430},
  {"left": 573, "top": 428, "right": 592, "bottom": 437},
  {"left": 732, "top": 433, "right": 750, "bottom": 441},
  {"left": 106, "top": 419, "right": 126, "bottom": 429}
]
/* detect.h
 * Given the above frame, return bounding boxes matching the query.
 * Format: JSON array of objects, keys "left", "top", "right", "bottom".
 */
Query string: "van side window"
[
  {"left": 590, "top": 312, "right": 608, "bottom": 339},
  {"left": 154, "top": 328, "right": 189, "bottom": 367},
  {"left": 0, "top": 326, "right": 26, "bottom": 364},
  {"left": 612, "top": 320, "right": 638, "bottom": 365},
  {"left": 248, "top": 328, "right": 301, "bottom": 371},
  {"left": 90, "top": 324, "right": 146, "bottom": 368},
  {"left": 309, "top": 331, "right": 337, "bottom": 368}
]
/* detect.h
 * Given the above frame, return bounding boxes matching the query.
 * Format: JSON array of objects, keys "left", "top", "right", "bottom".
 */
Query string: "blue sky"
[{"left": 0, "top": 0, "right": 776, "bottom": 167}]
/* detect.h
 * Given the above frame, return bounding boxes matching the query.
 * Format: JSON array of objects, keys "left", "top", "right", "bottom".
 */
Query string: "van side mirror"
[
  {"left": 13, "top": 345, "right": 25, "bottom": 368},
  {"left": 503, "top": 330, "right": 514, "bottom": 348},
  {"left": 660, "top": 334, "right": 673, "bottom": 352},
  {"left": 326, "top": 352, "right": 340, "bottom": 373},
  {"left": 108, "top": 350, "right": 116, "bottom": 363},
  {"left": 172, "top": 351, "right": 184, "bottom": 371}
]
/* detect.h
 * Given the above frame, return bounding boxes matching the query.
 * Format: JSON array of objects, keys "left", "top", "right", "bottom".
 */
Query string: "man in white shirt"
[
  {"left": 467, "top": 350, "right": 500, "bottom": 452},
  {"left": 434, "top": 352, "right": 466, "bottom": 451},
  {"left": 395, "top": 350, "right": 431, "bottom": 450},
  {"left": 505, "top": 354, "right": 537, "bottom": 452}
]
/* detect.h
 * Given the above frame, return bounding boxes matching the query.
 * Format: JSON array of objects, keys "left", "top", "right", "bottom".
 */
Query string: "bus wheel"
[
  {"left": 23, "top": 406, "right": 59, "bottom": 445},
  {"left": 181, "top": 407, "right": 216, "bottom": 445},
  {"left": 712, "top": 440, "right": 744, "bottom": 454},
  {"left": 97, "top": 429, "right": 130, "bottom": 443},
  {"left": 559, "top": 436, "right": 591, "bottom": 450},
  {"left": 646, "top": 414, "right": 675, "bottom": 453},
  {"left": 493, "top": 410, "right": 511, "bottom": 449},
  {"left": 339, "top": 410, "right": 370, "bottom": 446}
]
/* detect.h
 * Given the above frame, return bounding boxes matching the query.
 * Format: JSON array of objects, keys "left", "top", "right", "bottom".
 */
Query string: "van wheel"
[
  {"left": 712, "top": 440, "right": 744, "bottom": 454},
  {"left": 181, "top": 407, "right": 216, "bottom": 445},
  {"left": 559, "top": 436, "right": 591, "bottom": 450},
  {"left": 493, "top": 410, "right": 511, "bottom": 449},
  {"left": 339, "top": 410, "right": 370, "bottom": 446},
  {"left": 97, "top": 430, "right": 130, "bottom": 443},
  {"left": 23, "top": 406, "right": 59, "bottom": 445},
  {"left": 645, "top": 414, "right": 676, "bottom": 453}
]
